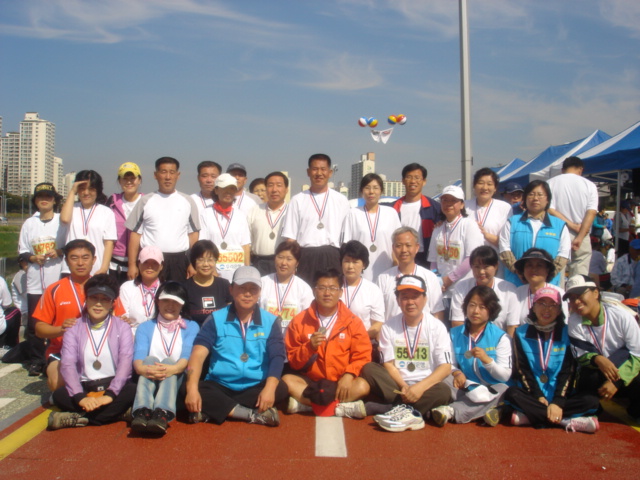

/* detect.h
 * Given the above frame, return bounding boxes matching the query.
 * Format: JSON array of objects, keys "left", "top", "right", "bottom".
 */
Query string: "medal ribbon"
[
  {"left": 444, "top": 215, "right": 462, "bottom": 257},
  {"left": 536, "top": 331, "right": 554, "bottom": 373},
  {"left": 199, "top": 193, "right": 208, "bottom": 209},
  {"left": 310, "top": 191, "right": 329, "bottom": 223},
  {"left": 475, "top": 199, "right": 493, "bottom": 226},
  {"left": 343, "top": 278, "right": 362, "bottom": 309},
  {"left": 86, "top": 314, "right": 113, "bottom": 359},
  {"left": 81, "top": 204, "right": 97, "bottom": 237},
  {"left": 139, "top": 281, "right": 159, "bottom": 318},
  {"left": 69, "top": 277, "right": 84, "bottom": 312},
  {"left": 467, "top": 325, "right": 487, "bottom": 353},
  {"left": 214, "top": 209, "right": 234, "bottom": 244},
  {"left": 236, "top": 190, "right": 245, "bottom": 209},
  {"left": 239, "top": 318, "right": 252, "bottom": 341},
  {"left": 266, "top": 204, "right": 288, "bottom": 231},
  {"left": 317, "top": 310, "right": 338, "bottom": 333},
  {"left": 402, "top": 317, "right": 423, "bottom": 360},
  {"left": 364, "top": 207, "right": 380, "bottom": 244},
  {"left": 158, "top": 322, "right": 180, "bottom": 358},
  {"left": 274, "top": 276, "right": 294, "bottom": 314},
  {"left": 587, "top": 307, "right": 608, "bottom": 355}
]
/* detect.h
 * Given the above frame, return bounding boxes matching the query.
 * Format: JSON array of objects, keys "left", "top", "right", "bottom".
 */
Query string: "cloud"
[
  {"left": 599, "top": 0, "right": 640, "bottom": 38},
  {"left": 297, "top": 53, "right": 383, "bottom": 91}
]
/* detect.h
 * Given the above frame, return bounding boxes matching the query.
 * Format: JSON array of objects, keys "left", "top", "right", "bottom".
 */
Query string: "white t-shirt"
[
  {"left": 281, "top": 189, "right": 350, "bottom": 248},
  {"left": 399, "top": 200, "right": 424, "bottom": 252},
  {"left": 234, "top": 190, "right": 259, "bottom": 217},
  {"left": 81, "top": 320, "right": 116, "bottom": 381},
  {"left": 118, "top": 280, "right": 158, "bottom": 330},
  {"left": 377, "top": 265, "right": 444, "bottom": 321},
  {"left": 149, "top": 324, "right": 184, "bottom": 364},
  {"left": 449, "top": 277, "right": 519, "bottom": 332},
  {"left": 126, "top": 191, "right": 200, "bottom": 253},
  {"left": 514, "top": 283, "right": 568, "bottom": 326},
  {"left": 18, "top": 213, "right": 68, "bottom": 294},
  {"left": 248, "top": 203, "right": 288, "bottom": 256},
  {"left": 464, "top": 198, "right": 513, "bottom": 250},
  {"left": 379, "top": 313, "right": 453, "bottom": 384},
  {"left": 548, "top": 173, "right": 599, "bottom": 225},
  {"left": 340, "top": 278, "right": 385, "bottom": 330},
  {"left": 65, "top": 203, "right": 117, "bottom": 275},
  {"left": 428, "top": 215, "right": 485, "bottom": 278},
  {"left": 190, "top": 192, "right": 214, "bottom": 217},
  {"left": 199, "top": 207, "right": 251, "bottom": 281},
  {"left": 259, "top": 274, "right": 314, "bottom": 331},
  {"left": 341, "top": 205, "right": 402, "bottom": 282}
]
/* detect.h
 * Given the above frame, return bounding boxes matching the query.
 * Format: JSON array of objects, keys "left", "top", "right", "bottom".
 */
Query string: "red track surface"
[{"left": 1, "top": 407, "right": 639, "bottom": 479}]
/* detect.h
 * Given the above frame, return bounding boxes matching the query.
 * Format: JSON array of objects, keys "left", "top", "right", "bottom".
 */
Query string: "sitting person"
[
  {"left": 360, "top": 275, "right": 452, "bottom": 432},
  {"left": 505, "top": 287, "right": 600, "bottom": 433},
  {"left": 283, "top": 269, "right": 372, "bottom": 418},
  {"left": 431, "top": 286, "right": 512, "bottom": 427},
  {"left": 610, "top": 238, "right": 639, "bottom": 297},
  {"left": 184, "top": 266, "right": 287, "bottom": 427},
  {"left": 565, "top": 275, "right": 640, "bottom": 421},
  {"left": 48, "top": 274, "right": 135, "bottom": 430},
  {"left": 131, "top": 282, "right": 199, "bottom": 435}
]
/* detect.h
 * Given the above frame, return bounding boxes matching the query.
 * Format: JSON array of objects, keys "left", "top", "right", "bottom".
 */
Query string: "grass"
[{"left": 0, "top": 226, "right": 20, "bottom": 279}]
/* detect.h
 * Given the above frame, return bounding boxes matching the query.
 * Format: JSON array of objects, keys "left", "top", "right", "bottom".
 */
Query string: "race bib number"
[
  {"left": 217, "top": 250, "right": 244, "bottom": 271},
  {"left": 436, "top": 242, "right": 461, "bottom": 261},
  {"left": 266, "top": 304, "right": 298, "bottom": 321},
  {"left": 394, "top": 345, "right": 429, "bottom": 361},
  {"left": 32, "top": 237, "right": 56, "bottom": 256}
]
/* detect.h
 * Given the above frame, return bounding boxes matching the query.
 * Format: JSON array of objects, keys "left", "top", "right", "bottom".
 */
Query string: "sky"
[{"left": 1, "top": 0, "right": 639, "bottom": 197}]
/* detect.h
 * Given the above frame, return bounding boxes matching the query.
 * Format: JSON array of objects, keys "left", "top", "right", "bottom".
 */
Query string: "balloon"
[
  {"left": 358, "top": 117, "right": 368, "bottom": 127},
  {"left": 388, "top": 115, "right": 397, "bottom": 125},
  {"left": 397, "top": 115, "right": 407, "bottom": 125},
  {"left": 368, "top": 117, "right": 378, "bottom": 127}
]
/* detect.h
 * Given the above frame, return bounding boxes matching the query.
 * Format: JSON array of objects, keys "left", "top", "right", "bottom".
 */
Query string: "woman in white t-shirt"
[
  {"left": 61, "top": 170, "right": 117, "bottom": 276},
  {"left": 342, "top": 174, "right": 402, "bottom": 281}
]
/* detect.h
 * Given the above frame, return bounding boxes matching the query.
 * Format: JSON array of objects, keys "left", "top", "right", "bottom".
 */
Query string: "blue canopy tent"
[
  {"left": 581, "top": 120, "right": 640, "bottom": 175},
  {"left": 496, "top": 158, "right": 526, "bottom": 178}
]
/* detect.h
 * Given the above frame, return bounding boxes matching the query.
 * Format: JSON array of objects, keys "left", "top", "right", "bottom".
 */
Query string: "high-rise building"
[
  {"left": 53, "top": 156, "right": 64, "bottom": 194},
  {"left": 1, "top": 132, "right": 20, "bottom": 192},
  {"left": 349, "top": 152, "right": 375, "bottom": 199},
  {"left": 383, "top": 180, "right": 406, "bottom": 198},
  {"left": 16, "top": 113, "right": 56, "bottom": 195}
]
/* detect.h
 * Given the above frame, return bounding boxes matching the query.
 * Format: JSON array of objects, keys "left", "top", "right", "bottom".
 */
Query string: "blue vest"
[
  {"left": 450, "top": 322, "right": 507, "bottom": 385},
  {"left": 514, "top": 323, "right": 570, "bottom": 401},
  {"left": 506, "top": 212, "right": 565, "bottom": 286},
  {"left": 206, "top": 305, "right": 279, "bottom": 390}
]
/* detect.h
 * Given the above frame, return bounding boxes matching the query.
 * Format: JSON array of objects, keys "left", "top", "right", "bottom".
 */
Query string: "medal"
[
  {"left": 318, "top": 327, "right": 327, "bottom": 335},
  {"left": 536, "top": 330, "right": 554, "bottom": 386},
  {"left": 317, "top": 310, "right": 338, "bottom": 337},
  {"left": 464, "top": 350, "right": 473, "bottom": 359},
  {"left": 540, "top": 374, "right": 548, "bottom": 383},
  {"left": 85, "top": 314, "right": 112, "bottom": 372},
  {"left": 407, "top": 362, "right": 416, "bottom": 372},
  {"left": 317, "top": 222, "right": 324, "bottom": 229},
  {"left": 443, "top": 214, "right": 462, "bottom": 262},
  {"left": 269, "top": 232, "right": 276, "bottom": 240},
  {"left": 443, "top": 253, "right": 450, "bottom": 261},
  {"left": 221, "top": 241, "right": 228, "bottom": 250},
  {"left": 213, "top": 208, "right": 233, "bottom": 253},
  {"left": 370, "top": 244, "right": 377, "bottom": 252},
  {"left": 402, "top": 317, "right": 423, "bottom": 368},
  {"left": 266, "top": 204, "right": 287, "bottom": 241},
  {"left": 239, "top": 317, "right": 252, "bottom": 363},
  {"left": 364, "top": 206, "right": 380, "bottom": 252},
  {"left": 240, "top": 353, "right": 249, "bottom": 362},
  {"left": 93, "top": 360, "right": 102, "bottom": 370},
  {"left": 310, "top": 191, "right": 329, "bottom": 230}
]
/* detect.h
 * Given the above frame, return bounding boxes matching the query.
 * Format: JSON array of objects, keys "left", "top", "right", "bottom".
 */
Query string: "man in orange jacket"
[{"left": 283, "top": 269, "right": 372, "bottom": 418}]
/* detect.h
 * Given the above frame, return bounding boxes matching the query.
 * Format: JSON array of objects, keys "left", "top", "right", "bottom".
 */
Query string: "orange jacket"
[{"left": 285, "top": 300, "right": 372, "bottom": 382}]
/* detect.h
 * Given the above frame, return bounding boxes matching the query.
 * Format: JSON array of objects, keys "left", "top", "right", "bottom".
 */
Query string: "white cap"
[
  {"left": 441, "top": 185, "right": 465, "bottom": 201},
  {"left": 215, "top": 173, "right": 238, "bottom": 189}
]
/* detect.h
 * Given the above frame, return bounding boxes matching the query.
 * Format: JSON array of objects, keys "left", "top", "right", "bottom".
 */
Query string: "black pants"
[
  {"left": 194, "top": 379, "right": 289, "bottom": 424},
  {"left": 505, "top": 386, "right": 600, "bottom": 427},
  {"left": 162, "top": 251, "right": 190, "bottom": 283},
  {"left": 297, "top": 246, "right": 340, "bottom": 286},
  {"left": 577, "top": 367, "right": 640, "bottom": 417},
  {"left": 26, "top": 294, "right": 45, "bottom": 366},
  {"left": 0, "top": 306, "right": 21, "bottom": 348},
  {"left": 251, "top": 254, "right": 276, "bottom": 277},
  {"left": 52, "top": 381, "right": 136, "bottom": 426}
]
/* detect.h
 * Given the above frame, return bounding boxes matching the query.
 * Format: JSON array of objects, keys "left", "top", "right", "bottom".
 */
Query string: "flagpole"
[{"left": 459, "top": 0, "right": 473, "bottom": 197}]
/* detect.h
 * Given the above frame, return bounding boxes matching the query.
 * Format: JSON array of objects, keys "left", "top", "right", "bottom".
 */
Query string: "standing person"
[
  {"left": 431, "top": 286, "right": 512, "bottom": 427},
  {"left": 506, "top": 287, "right": 600, "bottom": 433},
  {"left": 361, "top": 275, "right": 453, "bottom": 432},
  {"left": 61, "top": 170, "right": 117, "bottom": 276},
  {"left": 181, "top": 240, "right": 232, "bottom": 327},
  {"left": 282, "top": 154, "right": 350, "bottom": 284},
  {"left": 185, "top": 267, "right": 288, "bottom": 427},
  {"left": 249, "top": 178, "right": 267, "bottom": 203},
  {"left": 126, "top": 157, "right": 200, "bottom": 283},
  {"left": 34, "top": 240, "right": 96, "bottom": 391},
  {"left": 116, "top": 246, "right": 165, "bottom": 333},
  {"left": 616, "top": 200, "right": 633, "bottom": 256},
  {"left": 190, "top": 161, "right": 221, "bottom": 217},
  {"left": 565, "top": 275, "right": 640, "bottom": 421},
  {"left": 259, "top": 241, "right": 313, "bottom": 335},
  {"left": 428, "top": 185, "right": 484, "bottom": 295},
  {"left": 226, "top": 163, "right": 261, "bottom": 216},
  {"left": 199, "top": 174, "right": 251, "bottom": 281},
  {"left": 107, "top": 162, "right": 143, "bottom": 285},
  {"left": 131, "top": 282, "right": 199, "bottom": 435},
  {"left": 499, "top": 180, "right": 571, "bottom": 287},
  {"left": 502, "top": 182, "right": 525, "bottom": 216},
  {"left": 392, "top": 163, "right": 440, "bottom": 268},
  {"left": 47, "top": 274, "right": 136, "bottom": 430},
  {"left": 342, "top": 173, "right": 402, "bottom": 281},
  {"left": 464, "top": 168, "right": 512, "bottom": 251},
  {"left": 18, "top": 183, "right": 67, "bottom": 376},
  {"left": 548, "top": 156, "right": 599, "bottom": 278},
  {"left": 247, "top": 171, "right": 289, "bottom": 276}
]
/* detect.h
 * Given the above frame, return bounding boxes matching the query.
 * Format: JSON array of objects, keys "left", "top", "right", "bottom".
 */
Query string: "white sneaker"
[
  {"left": 510, "top": 410, "right": 531, "bottom": 426},
  {"left": 334, "top": 400, "right": 367, "bottom": 419},
  {"left": 373, "top": 404, "right": 409, "bottom": 424},
  {"left": 431, "top": 405, "right": 454, "bottom": 427},
  {"left": 287, "top": 397, "right": 312, "bottom": 414},
  {"left": 378, "top": 407, "right": 425, "bottom": 432},
  {"left": 560, "top": 416, "right": 599, "bottom": 434}
]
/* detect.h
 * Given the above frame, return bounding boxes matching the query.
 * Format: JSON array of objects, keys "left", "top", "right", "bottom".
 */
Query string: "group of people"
[{"left": 5, "top": 152, "right": 639, "bottom": 436}]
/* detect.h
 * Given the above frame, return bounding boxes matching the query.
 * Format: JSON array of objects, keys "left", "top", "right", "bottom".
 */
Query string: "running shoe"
[
  {"left": 335, "top": 400, "right": 367, "bottom": 419},
  {"left": 431, "top": 405, "right": 454, "bottom": 427},
  {"left": 250, "top": 407, "right": 280, "bottom": 427},
  {"left": 560, "top": 416, "right": 599, "bottom": 434},
  {"left": 48, "top": 412, "right": 89, "bottom": 430},
  {"left": 373, "top": 404, "right": 409, "bottom": 424},
  {"left": 377, "top": 407, "right": 425, "bottom": 432},
  {"left": 510, "top": 410, "right": 531, "bottom": 426}
]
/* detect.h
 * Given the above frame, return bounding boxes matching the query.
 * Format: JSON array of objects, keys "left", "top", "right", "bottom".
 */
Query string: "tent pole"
[{"left": 615, "top": 171, "right": 621, "bottom": 252}]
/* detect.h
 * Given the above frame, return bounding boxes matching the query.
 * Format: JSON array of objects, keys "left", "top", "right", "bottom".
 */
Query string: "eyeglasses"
[
  {"left": 315, "top": 286, "right": 341, "bottom": 293},
  {"left": 527, "top": 192, "right": 547, "bottom": 198}
]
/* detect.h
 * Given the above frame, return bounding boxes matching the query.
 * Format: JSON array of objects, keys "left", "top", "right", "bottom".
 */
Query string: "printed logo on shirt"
[
  {"left": 253, "top": 332, "right": 265, "bottom": 337},
  {"left": 201, "top": 296, "right": 216, "bottom": 309}
]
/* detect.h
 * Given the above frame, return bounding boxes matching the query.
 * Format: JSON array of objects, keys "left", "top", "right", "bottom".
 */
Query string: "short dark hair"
[
  {"left": 360, "top": 173, "right": 384, "bottom": 194},
  {"left": 462, "top": 285, "right": 502, "bottom": 322},
  {"left": 562, "top": 156, "right": 583, "bottom": 171},
  {"left": 197, "top": 161, "right": 221, "bottom": 175},
  {"left": 275, "top": 240, "right": 302, "bottom": 262},
  {"left": 469, "top": 246, "right": 499, "bottom": 267},
  {"left": 249, "top": 178, "right": 266, "bottom": 194},
  {"left": 473, "top": 167, "right": 499, "bottom": 187},
  {"left": 74, "top": 170, "right": 107, "bottom": 205},
  {"left": 308, "top": 153, "right": 331, "bottom": 168},
  {"left": 265, "top": 171, "right": 289, "bottom": 188},
  {"left": 339, "top": 240, "right": 370, "bottom": 269},
  {"left": 84, "top": 273, "right": 120, "bottom": 299},
  {"left": 402, "top": 163, "right": 427, "bottom": 180},
  {"left": 522, "top": 180, "right": 552, "bottom": 211},
  {"left": 154, "top": 281, "right": 190, "bottom": 319},
  {"left": 63, "top": 239, "right": 96, "bottom": 257},
  {"left": 155, "top": 156, "right": 180, "bottom": 171},
  {"left": 190, "top": 240, "right": 219, "bottom": 267},
  {"left": 313, "top": 268, "right": 343, "bottom": 288}
]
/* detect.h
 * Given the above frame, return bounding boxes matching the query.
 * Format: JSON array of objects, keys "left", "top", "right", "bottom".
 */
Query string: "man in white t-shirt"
[
  {"left": 281, "top": 154, "right": 350, "bottom": 284},
  {"left": 548, "top": 156, "right": 598, "bottom": 277},
  {"left": 361, "top": 275, "right": 452, "bottom": 432},
  {"left": 191, "top": 161, "right": 221, "bottom": 216},
  {"left": 227, "top": 163, "right": 261, "bottom": 216},
  {"left": 127, "top": 157, "right": 200, "bottom": 282}
]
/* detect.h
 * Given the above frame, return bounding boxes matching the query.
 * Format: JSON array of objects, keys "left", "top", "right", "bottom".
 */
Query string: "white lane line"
[
  {"left": 0, "top": 398, "right": 16, "bottom": 409},
  {"left": 315, "top": 417, "right": 347, "bottom": 457},
  {"left": 0, "top": 364, "right": 21, "bottom": 379}
]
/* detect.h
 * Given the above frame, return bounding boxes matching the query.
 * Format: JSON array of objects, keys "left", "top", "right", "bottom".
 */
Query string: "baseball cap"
[
  {"left": 33, "top": 182, "right": 56, "bottom": 197},
  {"left": 514, "top": 248, "right": 554, "bottom": 278},
  {"left": 232, "top": 266, "right": 262, "bottom": 287},
  {"left": 118, "top": 162, "right": 142, "bottom": 178},
  {"left": 215, "top": 173, "right": 238, "bottom": 189},
  {"left": 86, "top": 284, "right": 117, "bottom": 301},
  {"left": 563, "top": 275, "right": 597, "bottom": 300},
  {"left": 629, "top": 238, "right": 640, "bottom": 250},
  {"left": 138, "top": 245, "right": 164, "bottom": 264},
  {"left": 532, "top": 287, "right": 561, "bottom": 305},
  {"left": 505, "top": 182, "right": 524, "bottom": 194},
  {"left": 395, "top": 275, "right": 426, "bottom": 294},
  {"left": 441, "top": 185, "right": 465, "bottom": 201},
  {"left": 226, "top": 163, "right": 247, "bottom": 175}
]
